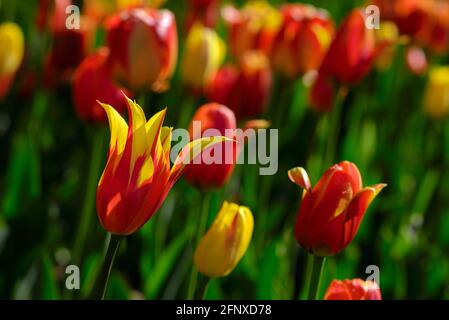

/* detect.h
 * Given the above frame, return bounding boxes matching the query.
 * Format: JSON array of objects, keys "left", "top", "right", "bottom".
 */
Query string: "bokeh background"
[{"left": 1, "top": 0, "right": 449, "bottom": 300}]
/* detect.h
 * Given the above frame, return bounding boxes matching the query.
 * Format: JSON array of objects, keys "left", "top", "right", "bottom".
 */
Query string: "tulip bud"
[
  {"left": 194, "top": 201, "right": 254, "bottom": 277},
  {"left": 288, "top": 161, "right": 386, "bottom": 256},
  {"left": 97, "top": 94, "right": 225, "bottom": 235},
  {"left": 324, "top": 279, "right": 382, "bottom": 300},
  {"left": 72, "top": 48, "right": 132, "bottom": 123},
  {"left": 105, "top": 8, "right": 178, "bottom": 92},
  {"left": 184, "top": 103, "right": 238, "bottom": 189},
  {"left": 375, "top": 22, "right": 399, "bottom": 71},
  {"left": 222, "top": 1, "right": 281, "bottom": 58},
  {"left": 181, "top": 24, "right": 225, "bottom": 91},
  {"left": 423, "top": 66, "right": 449, "bottom": 119},
  {"left": 309, "top": 9, "right": 380, "bottom": 111},
  {"left": 0, "top": 22, "right": 24, "bottom": 100},
  {"left": 270, "top": 4, "right": 333, "bottom": 78},
  {"left": 207, "top": 50, "right": 272, "bottom": 119}
]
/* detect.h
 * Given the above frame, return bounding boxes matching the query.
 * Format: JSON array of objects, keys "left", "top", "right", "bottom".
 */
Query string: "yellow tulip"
[
  {"left": 374, "top": 22, "right": 399, "bottom": 71},
  {"left": 194, "top": 201, "right": 254, "bottom": 278},
  {"left": 424, "top": 66, "right": 449, "bottom": 119},
  {"left": 181, "top": 23, "right": 225, "bottom": 89},
  {"left": 0, "top": 22, "right": 24, "bottom": 78}
]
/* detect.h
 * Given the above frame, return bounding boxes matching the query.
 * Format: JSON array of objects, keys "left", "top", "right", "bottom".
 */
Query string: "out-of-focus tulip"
[
  {"left": 96, "top": 95, "right": 225, "bottom": 235},
  {"left": 222, "top": 1, "right": 281, "bottom": 59},
  {"left": 207, "top": 50, "right": 272, "bottom": 119},
  {"left": 181, "top": 24, "right": 225, "bottom": 91},
  {"left": 288, "top": 161, "right": 386, "bottom": 256},
  {"left": 324, "top": 279, "right": 382, "bottom": 300},
  {"left": 72, "top": 48, "right": 132, "bottom": 123},
  {"left": 0, "top": 22, "right": 24, "bottom": 100},
  {"left": 423, "top": 66, "right": 449, "bottom": 119},
  {"left": 194, "top": 201, "right": 254, "bottom": 277},
  {"left": 310, "top": 9, "right": 381, "bottom": 112},
  {"left": 270, "top": 4, "right": 333, "bottom": 78},
  {"left": 184, "top": 103, "right": 238, "bottom": 189},
  {"left": 405, "top": 45, "right": 428, "bottom": 75},
  {"left": 83, "top": 0, "right": 166, "bottom": 22},
  {"left": 185, "top": 0, "right": 220, "bottom": 31},
  {"left": 375, "top": 22, "right": 400, "bottom": 70},
  {"left": 105, "top": 8, "right": 178, "bottom": 92}
]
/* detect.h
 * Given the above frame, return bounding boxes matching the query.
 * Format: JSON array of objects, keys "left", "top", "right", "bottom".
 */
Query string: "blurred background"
[{"left": 1, "top": 0, "right": 449, "bottom": 299}]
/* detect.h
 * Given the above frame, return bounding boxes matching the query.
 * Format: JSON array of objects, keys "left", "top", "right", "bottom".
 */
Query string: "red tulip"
[
  {"left": 270, "top": 4, "right": 334, "bottom": 78},
  {"left": 185, "top": 0, "right": 220, "bottom": 31},
  {"left": 184, "top": 103, "right": 239, "bottom": 189},
  {"left": 288, "top": 161, "right": 386, "bottom": 256},
  {"left": 206, "top": 50, "right": 272, "bottom": 119},
  {"left": 72, "top": 47, "right": 132, "bottom": 123},
  {"left": 324, "top": 279, "right": 382, "bottom": 300},
  {"left": 309, "top": 9, "right": 380, "bottom": 111},
  {"left": 105, "top": 8, "right": 178, "bottom": 92},
  {"left": 222, "top": 1, "right": 281, "bottom": 59}
]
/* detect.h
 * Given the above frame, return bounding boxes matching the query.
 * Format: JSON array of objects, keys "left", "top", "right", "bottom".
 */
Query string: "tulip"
[
  {"left": 185, "top": 0, "right": 220, "bottom": 31},
  {"left": 423, "top": 66, "right": 449, "bottom": 119},
  {"left": 374, "top": 22, "right": 400, "bottom": 71},
  {"left": 72, "top": 48, "right": 132, "bottom": 123},
  {"left": 194, "top": 201, "right": 254, "bottom": 277},
  {"left": 288, "top": 161, "right": 386, "bottom": 256},
  {"left": 309, "top": 9, "right": 381, "bottom": 112},
  {"left": 184, "top": 103, "right": 238, "bottom": 189},
  {"left": 83, "top": 0, "right": 167, "bottom": 22},
  {"left": 0, "top": 22, "right": 24, "bottom": 100},
  {"left": 324, "top": 279, "right": 382, "bottom": 300},
  {"left": 181, "top": 24, "right": 226, "bottom": 91},
  {"left": 270, "top": 4, "right": 333, "bottom": 78},
  {"left": 105, "top": 8, "right": 178, "bottom": 92},
  {"left": 206, "top": 50, "right": 272, "bottom": 119},
  {"left": 222, "top": 1, "right": 281, "bottom": 59},
  {"left": 96, "top": 94, "right": 225, "bottom": 235}
]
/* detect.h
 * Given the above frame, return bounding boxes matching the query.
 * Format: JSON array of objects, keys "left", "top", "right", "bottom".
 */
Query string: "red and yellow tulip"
[
  {"left": 194, "top": 201, "right": 254, "bottom": 277},
  {"left": 324, "top": 279, "right": 382, "bottom": 300},
  {"left": 96, "top": 94, "right": 225, "bottom": 235},
  {"left": 288, "top": 161, "right": 386, "bottom": 256},
  {"left": 105, "top": 7, "right": 178, "bottom": 92}
]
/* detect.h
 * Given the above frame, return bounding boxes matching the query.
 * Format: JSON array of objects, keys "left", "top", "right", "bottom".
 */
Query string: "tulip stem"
[
  {"left": 307, "top": 255, "right": 326, "bottom": 300},
  {"left": 195, "top": 275, "right": 210, "bottom": 300},
  {"left": 186, "top": 191, "right": 211, "bottom": 299},
  {"left": 91, "top": 234, "right": 123, "bottom": 300},
  {"left": 322, "top": 87, "right": 346, "bottom": 171},
  {"left": 73, "top": 128, "right": 106, "bottom": 267}
]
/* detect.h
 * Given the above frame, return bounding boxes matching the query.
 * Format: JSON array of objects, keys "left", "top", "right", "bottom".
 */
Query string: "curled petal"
[{"left": 288, "top": 167, "right": 311, "bottom": 191}]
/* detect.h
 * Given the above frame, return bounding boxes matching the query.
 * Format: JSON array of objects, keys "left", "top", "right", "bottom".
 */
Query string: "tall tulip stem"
[
  {"left": 91, "top": 234, "right": 123, "bottom": 300},
  {"left": 187, "top": 191, "right": 211, "bottom": 299},
  {"left": 73, "top": 128, "right": 106, "bottom": 266},
  {"left": 322, "top": 87, "right": 347, "bottom": 171},
  {"left": 307, "top": 255, "right": 326, "bottom": 300},
  {"left": 195, "top": 275, "right": 210, "bottom": 300}
]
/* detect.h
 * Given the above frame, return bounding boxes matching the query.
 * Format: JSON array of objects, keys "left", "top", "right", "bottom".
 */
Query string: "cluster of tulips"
[{"left": 1, "top": 0, "right": 449, "bottom": 300}]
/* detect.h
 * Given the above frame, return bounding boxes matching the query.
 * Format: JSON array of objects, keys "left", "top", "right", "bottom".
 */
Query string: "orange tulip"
[
  {"left": 309, "top": 9, "right": 381, "bottom": 111},
  {"left": 72, "top": 48, "right": 132, "bottom": 123},
  {"left": 105, "top": 7, "right": 178, "bottom": 92},
  {"left": 206, "top": 50, "right": 272, "bottom": 119},
  {"left": 96, "top": 95, "right": 225, "bottom": 235},
  {"left": 184, "top": 103, "right": 239, "bottom": 189},
  {"left": 288, "top": 161, "right": 386, "bottom": 256},
  {"left": 324, "top": 279, "right": 382, "bottom": 300},
  {"left": 270, "top": 4, "right": 333, "bottom": 78}
]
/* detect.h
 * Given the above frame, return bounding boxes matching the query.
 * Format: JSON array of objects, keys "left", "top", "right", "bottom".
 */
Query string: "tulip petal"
[
  {"left": 99, "top": 101, "right": 128, "bottom": 156},
  {"left": 145, "top": 107, "right": 167, "bottom": 153},
  {"left": 288, "top": 167, "right": 311, "bottom": 191},
  {"left": 344, "top": 183, "right": 386, "bottom": 222}
]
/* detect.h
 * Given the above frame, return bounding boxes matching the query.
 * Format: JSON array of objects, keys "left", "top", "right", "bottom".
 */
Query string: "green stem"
[
  {"left": 306, "top": 255, "right": 326, "bottom": 300},
  {"left": 72, "top": 128, "right": 106, "bottom": 266},
  {"left": 322, "top": 88, "right": 346, "bottom": 171},
  {"left": 186, "top": 191, "right": 211, "bottom": 299},
  {"left": 91, "top": 234, "right": 123, "bottom": 300},
  {"left": 195, "top": 275, "right": 210, "bottom": 300},
  {"left": 298, "top": 253, "right": 314, "bottom": 299}
]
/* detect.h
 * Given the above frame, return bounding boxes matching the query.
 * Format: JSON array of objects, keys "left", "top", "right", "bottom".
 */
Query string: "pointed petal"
[
  {"left": 99, "top": 101, "right": 128, "bottom": 155},
  {"left": 288, "top": 167, "right": 311, "bottom": 191},
  {"left": 344, "top": 183, "right": 386, "bottom": 222},
  {"left": 145, "top": 107, "right": 167, "bottom": 153}
]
